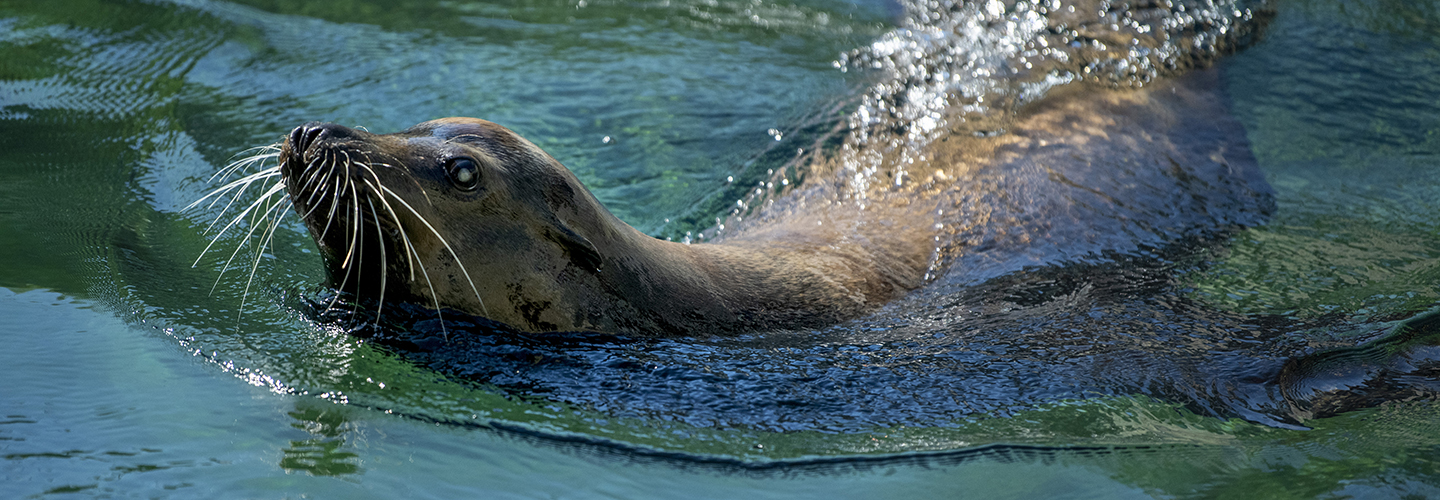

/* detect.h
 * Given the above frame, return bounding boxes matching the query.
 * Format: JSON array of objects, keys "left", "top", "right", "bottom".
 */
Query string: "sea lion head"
[{"left": 278, "top": 117, "right": 607, "bottom": 329}]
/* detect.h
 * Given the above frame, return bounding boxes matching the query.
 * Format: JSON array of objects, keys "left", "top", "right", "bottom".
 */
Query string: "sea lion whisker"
[
  {"left": 192, "top": 181, "right": 290, "bottom": 269},
  {"left": 208, "top": 186, "right": 289, "bottom": 297},
  {"left": 412, "top": 177, "right": 434, "bottom": 207},
  {"left": 344, "top": 194, "right": 368, "bottom": 327},
  {"left": 186, "top": 166, "right": 281, "bottom": 215},
  {"left": 323, "top": 189, "right": 362, "bottom": 313},
  {"left": 334, "top": 187, "right": 362, "bottom": 317},
  {"left": 297, "top": 158, "right": 342, "bottom": 216},
  {"left": 361, "top": 175, "right": 417, "bottom": 282},
  {"left": 306, "top": 153, "right": 327, "bottom": 173},
  {"left": 365, "top": 177, "right": 446, "bottom": 338},
  {"left": 365, "top": 196, "right": 388, "bottom": 322},
  {"left": 194, "top": 187, "right": 277, "bottom": 273},
  {"left": 297, "top": 153, "right": 341, "bottom": 214},
  {"left": 329, "top": 197, "right": 369, "bottom": 319},
  {"left": 252, "top": 185, "right": 293, "bottom": 257},
  {"left": 253, "top": 201, "right": 291, "bottom": 270},
  {"left": 396, "top": 223, "right": 448, "bottom": 339},
  {"left": 295, "top": 158, "right": 334, "bottom": 201},
  {"left": 313, "top": 176, "right": 343, "bottom": 243},
  {"left": 338, "top": 153, "right": 363, "bottom": 270},
  {"left": 196, "top": 164, "right": 280, "bottom": 200},
  {"left": 391, "top": 207, "right": 418, "bottom": 281},
  {"left": 327, "top": 150, "right": 354, "bottom": 267},
  {"left": 343, "top": 155, "right": 382, "bottom": 319},
  {"left": 235, "top": 197, "right": 294, "bottom": 318},
  {"left": 208, "top": 146, "right": 279, "bottom": 184},
  {"left": 362, "top": 179, "right": 416, "bottom": 280},
  {"left": 357, "top": 151, "right": 389, "bottom": 171},
  {"left": 312, "top": 177, "right": 339, "bottom": 243},
  {"left": 194, "top": 175, "right": 273, "bottom": 237},
  {"left": 344, "top": 157, "right": 375, "bottom": 324},
  {"left": 215, "top": 164, "right": 282, "bottom": 191},
  {"left": 204, "top": 158, "right": 277, "bottom": 201},
  {"left": 296, "top": 169, "right": 334, "bottom": 220},
  {"left": 407, "top": 245, "right": 448, "bottom": 340},
  {"left": 358, "top": 148, "right": 406, "bottom": 172},
  {"left": 376, "top": 183, "right": 489, "bottom": 317},
  {"left": 219, "top": 147, "right": 277, "bottom": 173}
]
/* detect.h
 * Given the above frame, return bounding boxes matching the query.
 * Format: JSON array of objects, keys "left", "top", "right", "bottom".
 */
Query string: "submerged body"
[{"left": 271, "top": 68, "right": 1270, "bottom": 336}]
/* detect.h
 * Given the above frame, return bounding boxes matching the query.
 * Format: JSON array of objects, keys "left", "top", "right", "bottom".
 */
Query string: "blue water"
[{"left": 4, "top": 0, "right": 1440, "bottom": 497}]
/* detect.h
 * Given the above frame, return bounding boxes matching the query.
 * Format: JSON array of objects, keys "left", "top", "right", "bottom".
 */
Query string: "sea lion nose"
[
  {"left": 287, "top": 122, "right": 361, "bottom": 156},
  {"left": 282, "top": 122, "right": 366, "bottom": 179},
  {"left": 287, "top": 123, "right": 321, "bottom": 155}
]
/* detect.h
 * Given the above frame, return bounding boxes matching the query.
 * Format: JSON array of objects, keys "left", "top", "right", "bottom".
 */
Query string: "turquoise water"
[{"left": 4, "top": 0, "right": 1440, "bottom": 498}]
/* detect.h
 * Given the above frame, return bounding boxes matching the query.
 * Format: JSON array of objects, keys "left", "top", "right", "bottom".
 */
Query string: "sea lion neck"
[{"left": 574, "top": 210, "right": 928, "bottom": 336}]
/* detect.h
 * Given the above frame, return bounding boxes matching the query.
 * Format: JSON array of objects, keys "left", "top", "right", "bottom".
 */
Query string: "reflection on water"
[
  {"left": 1190, "top": 220, "right": 1440, "bottom": 319},
  {"left": 2, "top": 0, "right": 1440, "bottom": 497},
  {"left": 281, "top": 403, "right": 362, "bottom": 476}
]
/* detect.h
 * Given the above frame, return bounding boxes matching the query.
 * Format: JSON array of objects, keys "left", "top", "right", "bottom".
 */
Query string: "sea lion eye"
[{"left": 447, "top": 157, "right": 480, "bottom": 191}]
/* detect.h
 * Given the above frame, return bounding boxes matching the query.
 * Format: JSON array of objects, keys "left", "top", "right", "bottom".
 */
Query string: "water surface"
[{"left": 3, "top": 0, "right": 1440, "bottom": 497}]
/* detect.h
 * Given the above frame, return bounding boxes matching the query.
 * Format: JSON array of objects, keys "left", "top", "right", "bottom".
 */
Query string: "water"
[{"left": 4, "top": 0, "right": 1440, "bottom": 497}]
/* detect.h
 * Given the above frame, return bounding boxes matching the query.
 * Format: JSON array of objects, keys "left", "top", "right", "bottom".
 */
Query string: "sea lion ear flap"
[{"left": 546, "top": 224, "right": 604, "bottom": 272}]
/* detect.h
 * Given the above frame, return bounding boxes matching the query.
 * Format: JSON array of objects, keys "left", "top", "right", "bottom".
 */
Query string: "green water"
[{"left": 3, "top": 0, "right": 1440, "bottom": 498}]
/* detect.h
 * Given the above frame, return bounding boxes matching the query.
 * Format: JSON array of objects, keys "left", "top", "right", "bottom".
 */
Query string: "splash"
[
  {"left": 839, "top": 0, "right": 1267, "bottom": 194},
  {"left": 707, "top": 0, "right": 1268, "bottom": 230}
]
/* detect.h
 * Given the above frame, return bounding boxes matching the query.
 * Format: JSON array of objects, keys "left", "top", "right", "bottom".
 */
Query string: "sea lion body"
[{"left": 277, "top": 69, "right": 1269, "bottom": 337}]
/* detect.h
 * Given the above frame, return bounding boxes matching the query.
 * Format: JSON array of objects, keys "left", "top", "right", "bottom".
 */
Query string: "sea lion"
[
  {"left": 177, "top": 0, "right": 1276, "bottom": 338},
  {"left": 220, "top": 66, "right": 1266, "bottom": 337}
]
